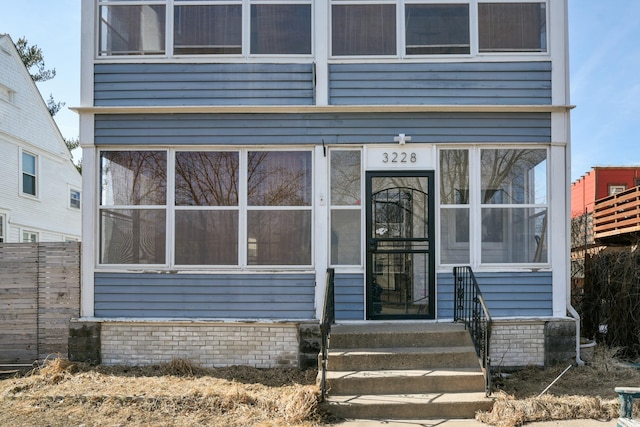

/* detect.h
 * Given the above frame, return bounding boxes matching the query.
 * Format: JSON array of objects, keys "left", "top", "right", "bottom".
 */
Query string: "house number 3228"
[{"left": 382, "top": 152, "right": 417, "bottom": 164}]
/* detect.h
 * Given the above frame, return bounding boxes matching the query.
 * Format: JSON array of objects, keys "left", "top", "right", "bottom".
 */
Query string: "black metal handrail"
[
  {"left": 453, "top": 266, "right": 492, "bottom": 396},
  {"left": 319, "top": 268, "right": 335, "bottom": 400}
]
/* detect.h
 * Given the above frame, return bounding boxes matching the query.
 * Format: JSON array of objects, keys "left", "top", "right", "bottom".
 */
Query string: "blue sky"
[{"left": 1, "top": 0, "right": 639, "bottom": 181}]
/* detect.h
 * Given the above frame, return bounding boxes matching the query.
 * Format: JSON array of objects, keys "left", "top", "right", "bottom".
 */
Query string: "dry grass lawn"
[{"left": 2, "top": 346, "right": 640, "bottom": 427}]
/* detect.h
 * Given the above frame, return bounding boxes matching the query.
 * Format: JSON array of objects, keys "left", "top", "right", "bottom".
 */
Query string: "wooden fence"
[{"left": 0, "top": 242, "right": 80, "bottom": 364}]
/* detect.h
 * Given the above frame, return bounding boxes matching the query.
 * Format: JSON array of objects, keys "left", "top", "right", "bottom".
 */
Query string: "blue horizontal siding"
[
  {"left": 94, "top": 63, "right": 315, "bottom": 106},
  {"left": 437, "top": 271, "right": 553, "bottom": 319},
  {"left": 94, "top": 273, "right": 316, "bottom": 319},
  {"left": 94, "top": 112, "right": 551, "bottom": 146},
  {"left": 334, "top": 273, "right": 364, "bottom": 321},
  {"left": 330, "top": 62, "right": 552, "bottom": 105}
]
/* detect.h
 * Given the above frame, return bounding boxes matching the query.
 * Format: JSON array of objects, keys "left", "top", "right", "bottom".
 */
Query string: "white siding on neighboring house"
[{"left": 0, "top": 34, "right": 82, "bottom": 242}]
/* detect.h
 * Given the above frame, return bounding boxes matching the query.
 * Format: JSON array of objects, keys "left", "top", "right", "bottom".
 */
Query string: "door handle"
[{"left": 369, "top": 238, "right": 378, "bottom": 251}]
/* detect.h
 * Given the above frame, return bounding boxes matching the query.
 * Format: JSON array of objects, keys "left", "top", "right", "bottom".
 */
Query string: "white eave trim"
[{"left": 71, "top": 104, "right": 575, "bottom": 115}]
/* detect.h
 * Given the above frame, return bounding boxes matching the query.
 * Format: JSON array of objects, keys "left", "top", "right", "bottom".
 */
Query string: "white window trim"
[
  {"left": 97, "top": 147, "right": 316, "bottom": 271},
  {"left": 20, "top": 149, "right": 39, "bottom": 199}
]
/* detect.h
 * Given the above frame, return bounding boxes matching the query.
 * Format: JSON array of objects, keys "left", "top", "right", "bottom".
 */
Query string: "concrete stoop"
[{"left": 319, "top": 323, "right": 494, "bottom": 420}]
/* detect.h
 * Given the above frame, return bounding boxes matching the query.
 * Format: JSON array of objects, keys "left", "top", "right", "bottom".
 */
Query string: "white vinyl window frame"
[
  {"left": 97, "top": 147, "right": 315, "bottom": 270},
  {"left": 437, "top": 145, "right": 550, "bottom": 269},
  {"left": 20, "top": 149, "right": 38, "bottom": 199}
]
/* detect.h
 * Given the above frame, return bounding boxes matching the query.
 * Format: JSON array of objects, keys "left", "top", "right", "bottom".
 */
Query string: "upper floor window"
[
  {"left": 609, "top": 185, "right": 627, "bottom": 196},
  {"left": 21, "top": 151, "right": 37, "bottom": 197},
  {"left": 331, "top": 0, "right": 547, "bottom": 57},
  {"left": 479, "top": 2, "right": 547, "bottom": 52},
  {"left": 98, "top": 0, "right": 312, "bottom": 57}
]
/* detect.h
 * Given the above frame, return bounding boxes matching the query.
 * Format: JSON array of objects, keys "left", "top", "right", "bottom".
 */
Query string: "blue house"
[{"left": 75, "top": 0, "right": 577, "bottom": 381}]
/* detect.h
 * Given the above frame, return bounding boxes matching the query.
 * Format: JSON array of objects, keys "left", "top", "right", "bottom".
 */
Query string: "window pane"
[
  {"left": 174, "top": 5, "right": 242, "bottom": 54},
  {"left": 331, "top": 151, "right": 361, "bottom": 206},
  {"left": 248, "top": 151, "right": 312, "bottom": 206},
  {"left": 331, "top": 210, "right": 361, "bottom": 265},
  {"left": 70, "top": 190, "right": 81, "bottom": 209},
  {"left": 23, "top": 174, "right": 36, "bottom": 196},
  {"left": 247, "top": 210, "right": 311, "bottom": 265},
  {"left": 332, "top": 4, "right": 396, "bottom": 56},
  {"left": 405, "top": 4, "right": 469, "bottom": 55},
  {"left": 175, "top": 151, "right": 239, "bottom": 206},
  {"left": 479, "top": 3, "right": 546, "bottom": 52},
  {"left": 101, "top": 151, "right": 167, "bottom": 206},
  {"left": 251, "top": 5, "right": 312, "bottom": 54},
  {"left": 22, "top": 152, "right": 36, "bottom": 174},
  {"left": 480, "top": 149, "right": 547, "bottom": 204},
  {"left": 440, "top": 150, "right": 469, "bottom": 204},
  {"left": 440, "top": 208, "right": 469, "bottom": 264},
  {"left": 481, "top": 207, "right": 547, "bottom": 263},
  {"left": 99, "top": 5, "right": 166, "bottom": 55},
  {"left": 175, "top": 210, "right": 238, "bottom": 265},
  {"left": 100, "top": 209, "right": 166, "bottom": 264}
]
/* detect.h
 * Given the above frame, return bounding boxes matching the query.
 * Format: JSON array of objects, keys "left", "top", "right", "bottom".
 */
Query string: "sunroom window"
[
  {"left": 174, "top": 3, "right": 242, "bottom": 55},
  {"left": 478, "top": 2, "right": 547, "bottom": 52},
  {"left": 250, "top": 3, "right": 312, "bottom": 54},
  {"left": 439, "top": 148, "right": 548, "bottom": 266},
  {"left": 99, "top": 149, "right": 313, "bottom": 267},
  {"left": 98, "top": 2, "right": 166, "bottom": 56},
  {"left": 405, "top": 4, "right": 470, "bottom": 55},
  {"left": 331, "top": 3, "right": 396, "bottom": 56},
  {"left": 330, "top": 150, "right": 362, "bottom": 266}
]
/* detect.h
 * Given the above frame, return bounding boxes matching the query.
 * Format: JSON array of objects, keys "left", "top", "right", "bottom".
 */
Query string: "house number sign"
[
  {"left": 382, "top": 151, "right": 417, "bottom": 164},
  {"left": 366, "top": 146, "right": 434, "bottom": 169}
]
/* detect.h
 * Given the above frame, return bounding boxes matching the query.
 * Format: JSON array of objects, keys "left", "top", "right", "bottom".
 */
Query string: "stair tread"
[
  {"left": 324, "top": 368, "right": 484, "bottom": 380},
  {"left": 331, "top": 323, "right": 467, "bottom": 334},
  {"left": 328, "top": 345, "right": 477, "bottom": 355},
  {"left": 325, "top": 391, "right": 492, "bottom": 405}
]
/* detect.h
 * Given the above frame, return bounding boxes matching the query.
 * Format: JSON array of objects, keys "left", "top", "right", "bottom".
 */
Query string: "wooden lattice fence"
[{"left": 0, "top": 242, "right": 80, "bottom": 364}]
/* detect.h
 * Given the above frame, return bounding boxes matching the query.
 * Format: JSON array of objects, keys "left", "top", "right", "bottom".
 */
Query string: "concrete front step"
[
  {"left": 323, "top": 368, "right": 486, "bottom": 395},
  {"left": 327, "top": 346, "right": 481, "bottom": 371},
  {"left": 322, "top": 392, "right": 494, "bottom": 419},
  {"left": 329, "top": 323, "right": 473, "bottom": 349}
]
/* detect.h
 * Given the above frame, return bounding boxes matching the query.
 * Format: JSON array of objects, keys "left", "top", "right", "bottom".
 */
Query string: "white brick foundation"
[
  {"left": 490, "top": 320, "right": 546, "bottom": 367},
  {"left": 101, "top": 322, "right": 299, "bottom": 368}
]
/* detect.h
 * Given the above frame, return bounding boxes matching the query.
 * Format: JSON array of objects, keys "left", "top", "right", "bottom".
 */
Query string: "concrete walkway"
[{"left": 333, "top": 418, "right": 617, "bottom": 426}]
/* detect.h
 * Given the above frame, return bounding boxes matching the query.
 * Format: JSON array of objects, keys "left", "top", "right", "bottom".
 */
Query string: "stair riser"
[
  {"left": 324, "top": 401, "right": 494, "bottom": 420},
  {"left": 328, "top": 352, "right": 480, "bottom": 371},
  {"left": 326, "top": 375, "right": 485, "bottom": 394},
  {"left": 329, "top": 331, "right": 473, "bottom": 349}
]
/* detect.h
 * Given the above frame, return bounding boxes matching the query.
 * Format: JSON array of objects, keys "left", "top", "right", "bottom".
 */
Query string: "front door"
[{"left": 366, "top": 172, "right": 435, "bottom": 319}]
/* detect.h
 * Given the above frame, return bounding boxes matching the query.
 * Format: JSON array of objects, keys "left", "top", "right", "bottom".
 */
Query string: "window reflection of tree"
[
  {"left": 175, "top": 152, "right": 239, "bottom": 206},
  {"left": 102, "top": 151, "right": 167, "bottom": 206},
  {"left": 247, "top": 151, "right": 311, "bottom": 206},
  {"left": 331, "top": 151, "right": 361, "bottom": 205}
]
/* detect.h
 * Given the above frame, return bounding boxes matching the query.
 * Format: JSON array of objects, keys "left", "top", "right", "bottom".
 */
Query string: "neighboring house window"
[
  {"left": 99, "top": 149, "right": 313, "bottom": 267},
  {"left": 70, "top": 189, "right": 81, "bottom": 209},
  {"left": 439, "top": 147, "right": 548, "bottom": 266},
  {"left": 98, "top": 0, "right": 312, "bottom": 57},
  {"left": 478, "top": 2, "right": 547, "bottom": 53},
  {"left": 23, "top": 231, "right": 38, "bottom": 243},
  {"left": 0, "top": 84, "right": 15, "bottom": 104},
  {"left": 22, "top": 151, "right": 37, "bottom": 197},
  {"left": 609, "top": 185, "right": 626, "bottom": 196},
  {"left": 0, "top": 213, "right": 5, "bottom": 242},
  {"left": 330, "top": 150, "right": 362, "bottom": 266}
]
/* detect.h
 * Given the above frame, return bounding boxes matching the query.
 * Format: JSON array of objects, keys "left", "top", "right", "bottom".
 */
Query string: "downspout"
[{"left": 564, "top": 0, "right": 584, "bottom": 366}]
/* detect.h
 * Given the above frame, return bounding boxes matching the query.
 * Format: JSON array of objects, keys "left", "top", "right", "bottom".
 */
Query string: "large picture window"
[
  {"left": 99, "top": 149, "right": 313, "bottom": 268},
  {"left": 439, "top": 147, "right": 548, "bottom": 266}
]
